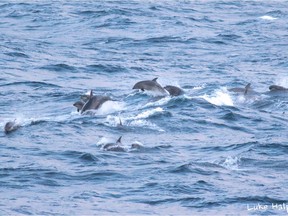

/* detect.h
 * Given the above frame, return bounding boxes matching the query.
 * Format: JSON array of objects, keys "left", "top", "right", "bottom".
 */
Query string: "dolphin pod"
[
  {"left": 133, "top": 78, "right": 184, "bottom": 96},
  {"left": 102, "top": 136, "right": 143, "bottom": 152}
]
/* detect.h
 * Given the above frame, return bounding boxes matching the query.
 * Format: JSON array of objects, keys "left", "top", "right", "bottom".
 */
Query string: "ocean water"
[{"left": 0, "top": 1, "right": 288, "bottom": 215}]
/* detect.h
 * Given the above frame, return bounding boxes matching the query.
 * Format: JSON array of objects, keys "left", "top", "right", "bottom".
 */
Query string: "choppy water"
[{"left": 1, "top": 1, "right": 288, "bottom": 215}]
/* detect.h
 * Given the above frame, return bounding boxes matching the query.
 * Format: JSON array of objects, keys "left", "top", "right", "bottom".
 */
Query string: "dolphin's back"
[
  {"left": 81, "top": 95, "right": 111, "bottom": 114},
  {"left": 133, "top": 80, "right": 167, "bottom": 95},
  {"left": 133, "top": 80, "right": 156, "bottom": 90},
  {"left": 269, "top": 85, "right": 288, "bottom": 91},
  {"left": 164, "top": 85, "right": 184, "bottom": 96}
]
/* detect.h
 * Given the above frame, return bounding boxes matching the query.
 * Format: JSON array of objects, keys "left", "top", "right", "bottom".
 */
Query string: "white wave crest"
[
  {"left": 134, "top": 107, "right": 164, "bottom": 119},
  {"left": 200, "top": 88, "right": 234, "bottom": 106},
  {"left": 220, "top": 156, "right": 241, "bottom": 170},
  {"left": 260, "top": 15, "right": 277, "bottom": 20}
]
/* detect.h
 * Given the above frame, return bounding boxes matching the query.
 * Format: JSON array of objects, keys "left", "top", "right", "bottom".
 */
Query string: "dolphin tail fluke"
[
  {"left": 116, "top": 136, "right": 122, "bottom": 144},
  {"left": 244, "top": 83, "right": 251, "bottom": 95}
]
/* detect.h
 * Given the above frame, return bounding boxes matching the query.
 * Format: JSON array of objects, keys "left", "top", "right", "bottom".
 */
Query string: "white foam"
[
  {"left": 105, "top": 115, "right": 123, "bottom": 127},
  {"left": 260, "top": 15, "right": 277, "bottom": 20},
  {"left": 96, "top": 137, "right": 114, "bottom": 146},
  {"left": 275, "top": 76, "right": 288, "bottom": 88},
  {"left": 86, "top": 101, "right": 125, "bottom": 116},
  {"left": 200, "top": 88, "right": 234, "bottom": 106},
  {"left": 129, "top": 119, "right": 165, "bottom": 132},
  {"left": 134, "top": 107, "right": 164, "bottom": 119},
  {"left": 144, "top": 97, "right": 171, "bottom": 108},
  {"left": 220, "top": 156, "right": 240, "bottom": 170}
]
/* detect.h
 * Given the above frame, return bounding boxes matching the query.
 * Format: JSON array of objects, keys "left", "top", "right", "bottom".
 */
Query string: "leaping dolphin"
[
  {"left": 80, "top": 90, "right": 111, "bottom": 114},
  {"left": 164, "top": 85, "right": 184, "bottom": 96},
  {"left": 73, "top": 90, "right": 111, "bottom": 114},
  {"left": 132, "top": 78, "right": 168, "bottom": 95},
  {"left": 269, "top": 85, "right": 288, "bottom": 92}
]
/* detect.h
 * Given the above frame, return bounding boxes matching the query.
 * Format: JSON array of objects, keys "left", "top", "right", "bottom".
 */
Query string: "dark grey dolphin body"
[
  {"left": 164, "top": 85, "right": 184, "bottom": 96},
  {"left": 269, "top": 85, "right": 288, "bottom": 92},
  {"left": 133, "top": 78, "right": 168, "bottom": 95},
  {"left": 4, "top": 120, "right": 20, "bottom": 134},
  {"left": 228, "top": 83, "right": 254, "bottom": 95},
  {"left": 81, "top": 94, "right": 111, "bottom": 114},
  {"left": 73, "top": 90, "right": 111, "bottom": 114},
  {"left": 103, "top": 136, "right": 125, "bottom": 152}
]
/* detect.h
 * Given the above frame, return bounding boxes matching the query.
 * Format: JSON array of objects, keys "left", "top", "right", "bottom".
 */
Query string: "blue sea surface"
[{"left": 0, "top": 1, "right": 288, "bottom": 215}]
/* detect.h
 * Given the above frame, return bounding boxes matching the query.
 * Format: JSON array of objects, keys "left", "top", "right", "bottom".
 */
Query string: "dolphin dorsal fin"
[
  {"left": 119, "top": 118, "right": 123, "bottom": 126},
  {"left": 116, "top": 136, "right": 122, "bottom": 144},
  {"left": 152, "top": 77, "right": 158, "bottom": 82},
  {"left": 89, "top": 90, "right": 93, "bottom": 98},
  {"left": 244, "top": 83, "right": 251, "bottom": 95}
]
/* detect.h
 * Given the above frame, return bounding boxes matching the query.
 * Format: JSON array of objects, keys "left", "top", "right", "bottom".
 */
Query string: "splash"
[
  {"left": 134, "top": 107, "right": 164, "bottom": 119},
  {"left": 105, "top": 115, "right": 123, "bottom": 127},
  {"left": 143, "top": 97, "right": 171, "bottom": 108},
  {"left": 200, "top": 88, "right": 234, "bottom": 106},
  {"left": 129, "top": 119, "right": 165, "bottom": 132},
  {"left": 275, "top": 76, "right": 288, "bottom": 88},
  {"left": 259, "top": 15, "right": 277, "bottom": 20},
  {"left": 220, "top": 156, "right": 240, "bottom": 170},
  {"left": 85, "top": 101, "right": 125, "bottom": 116}
]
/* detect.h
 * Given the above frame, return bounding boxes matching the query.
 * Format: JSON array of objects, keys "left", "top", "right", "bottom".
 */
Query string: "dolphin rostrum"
[
  {"left": 73, "top": 101, "right": 85, "bottom": 112},
  {"left": 132, "top": 78, "right": 168, "bottom": 95}
]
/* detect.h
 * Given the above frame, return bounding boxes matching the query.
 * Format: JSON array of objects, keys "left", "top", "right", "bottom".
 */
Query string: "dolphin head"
[
  {"left": 269, "top": 85, "right": 287, "bottom": 91},
  {"left": 4, "top": 120, "right": 19, "bottom": 133},
  {"left": 73, "top": 101, "right": 85, "bottom": 112},
  {"left": 132, "top": 82, "right": 145, "bottom": 91}
]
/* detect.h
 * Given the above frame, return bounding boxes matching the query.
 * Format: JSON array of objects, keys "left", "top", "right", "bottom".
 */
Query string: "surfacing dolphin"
[
  {"left": 103, "top": 136, "right": 125, "bottom": 152},
  {"left": 228, "top": 83, "right": 253, "bottom": 95},
  {"left": 164, "top": 85, "right": 184, "bottom": 96},
  {"left": 132, "top": 78, "right": 168, "bottom": 95},
  {"left": 73, "top": 90, "right": 111, "bottom": 114},
  {"left": 269, "top": 85, "right": 288, "bottom": 92},
  {"left": 4, "top": 120, "right": 20, "bottom": 134}
]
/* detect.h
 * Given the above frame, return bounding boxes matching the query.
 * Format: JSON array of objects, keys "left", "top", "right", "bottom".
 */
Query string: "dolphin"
[
  {"left": 269, "top": 85, "right": 288, "bottom": 92},
  {"left": 73, "top": 101, "right": 85, "bottom": 112},
  {"left": 164, "top": 85, "right": 184, "bottom": 96},
  {"left": 4, "top": 120, "right": 20, "bottom": 134},
  {"left": 79, "top": 90, "right": 111, "bottom": 114},
  {"left": 132, "top": 78, "right": 168, "bottom": 95},
  {"left": 103, "top": 136, "right": 125, "bottom": 152},
  {"left": 229, "top": 83, "right": 253, "bottom": 95}
]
